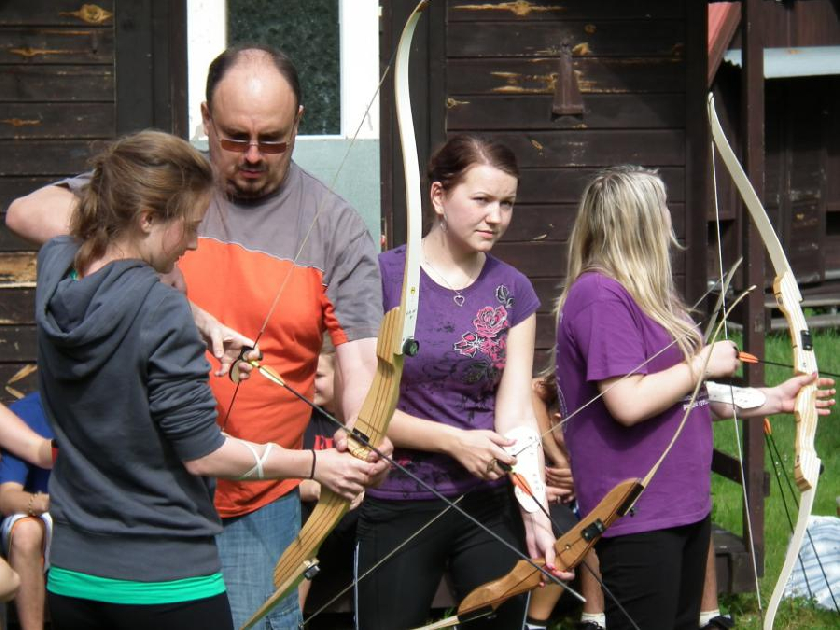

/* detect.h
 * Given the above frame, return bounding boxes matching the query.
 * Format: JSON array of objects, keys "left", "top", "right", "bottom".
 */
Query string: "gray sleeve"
[
  {"left": 324, "top": 205, "right": 383, "bottom": 342},
  {"left": 144, "top": 288, "right": 225, "bottom": 462},
  {"left": 55, "top": 172, "right": 92, "bottom": 195}
]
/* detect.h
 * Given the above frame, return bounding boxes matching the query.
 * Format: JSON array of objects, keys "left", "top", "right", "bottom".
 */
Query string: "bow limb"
[
  {"left": 240, "top": 4, "right": 427, "bottom": 629},
  {"left": 707, "top": 93, "right": 820, "bottom": 629}
]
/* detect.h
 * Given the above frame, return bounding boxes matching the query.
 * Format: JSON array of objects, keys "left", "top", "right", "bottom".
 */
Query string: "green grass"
[{"left": 549, "top": 330, "right": 840, "bottom": 630}]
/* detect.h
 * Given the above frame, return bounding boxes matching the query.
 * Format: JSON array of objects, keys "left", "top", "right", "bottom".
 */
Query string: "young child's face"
[{"left": 313, "top": 353, "right": 336, "bottom": 411}]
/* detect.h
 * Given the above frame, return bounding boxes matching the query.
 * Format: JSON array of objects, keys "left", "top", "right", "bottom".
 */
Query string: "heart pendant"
[{"left": 453, "top": 294, "right": 465, "bottom": 307}]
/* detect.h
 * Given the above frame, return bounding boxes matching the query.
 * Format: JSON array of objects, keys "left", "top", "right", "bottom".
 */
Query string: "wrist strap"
[{"left": 308, "top": 449, "right": 317, "bottom": 480}]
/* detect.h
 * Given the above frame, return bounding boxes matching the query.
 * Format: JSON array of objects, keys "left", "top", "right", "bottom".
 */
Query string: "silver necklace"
[{"left": 421, "top": 242, "right": 478, "bottom": 307}]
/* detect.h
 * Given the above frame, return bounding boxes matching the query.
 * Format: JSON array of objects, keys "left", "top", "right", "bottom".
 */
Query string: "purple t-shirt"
[
  {"left": 555, "top": 272, "right": 712, "bottom": 537},
  {"left": 370, "top": 245, "right": 540, "bottom": 500}
]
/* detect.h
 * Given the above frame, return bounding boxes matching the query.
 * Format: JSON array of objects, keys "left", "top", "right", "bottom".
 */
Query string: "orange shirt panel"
[{"left": 181, "top": 239, "right": 331, "bottom": 517}]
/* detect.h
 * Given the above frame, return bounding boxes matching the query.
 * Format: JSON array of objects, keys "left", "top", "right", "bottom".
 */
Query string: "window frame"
[{"left": 185, "top": 0, "right": 379, "bottom": 142}]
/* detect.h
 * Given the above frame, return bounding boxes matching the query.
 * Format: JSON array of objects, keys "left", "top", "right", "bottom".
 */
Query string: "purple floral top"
[{"left": 369, "top": 245, "right": 540, "bottom": 500}]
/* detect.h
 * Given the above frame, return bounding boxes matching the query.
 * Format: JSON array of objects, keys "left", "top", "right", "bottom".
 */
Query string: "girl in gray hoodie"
[{"left": 35, "top": 130, "right": 384, "bottom": 630}]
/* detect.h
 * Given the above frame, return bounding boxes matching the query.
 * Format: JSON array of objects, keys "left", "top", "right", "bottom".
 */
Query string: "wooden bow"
[
  {"left": 240, "top": 3, "right": 426, "bottom": 628},
  {"left": 415, "top": 479, "right": 643, "bottom": 630},
  {"left": 707, "top": 93, "right": 821, "bottom": 630}
]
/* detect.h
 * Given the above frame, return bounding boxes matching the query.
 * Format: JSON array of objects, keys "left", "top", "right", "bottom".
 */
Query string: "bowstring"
[
  {"left": 303, "top": 497, "right": 463, "bottom": 624},
  {"left": 249, "top": 366, "right": 587, "bottom": 624},
  {"left": 707, "top": 93, "right": 838, "bottom": 624},
  {"left": 492, "top": 276, "right": 740, "bottom": 630},
  {"left": 218, "top": 3, "right": 588, "bottom": 624},
  {"left": 710, "top": 133, "right": 764, "bottom": 614},
  {"left": 764, "top": 427, "right": 839, "bottom": 611},
  {"left": 713, "top": 136, "right": 838, "bottom": 619},
  {"left": 531, "top": 267, "right": 736, "bottom": 449},
  {"left": 220, "top": 25, "right": 402, "bottom": 431}
]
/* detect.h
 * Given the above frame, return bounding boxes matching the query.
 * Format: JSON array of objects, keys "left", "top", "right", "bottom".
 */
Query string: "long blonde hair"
[{"left": 555, "top": 166, "right": 701, "bottom": 360}]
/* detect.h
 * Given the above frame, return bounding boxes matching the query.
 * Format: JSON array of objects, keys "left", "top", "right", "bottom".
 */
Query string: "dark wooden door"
[{"left": 381, "top": 0, "right": 708, "bottom": 356}]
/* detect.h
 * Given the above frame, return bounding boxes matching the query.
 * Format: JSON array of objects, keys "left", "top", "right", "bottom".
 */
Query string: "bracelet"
[
  {"left": 26, "top": 493, "right": 36, "bottom": 517},
  {"left": 308, "top": 449, "right": 317, "bottom": 480}
]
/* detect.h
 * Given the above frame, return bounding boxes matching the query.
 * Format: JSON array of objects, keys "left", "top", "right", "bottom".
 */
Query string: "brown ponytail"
[{"left": 70, "top": 130, "right": 214, "bottom": 273}]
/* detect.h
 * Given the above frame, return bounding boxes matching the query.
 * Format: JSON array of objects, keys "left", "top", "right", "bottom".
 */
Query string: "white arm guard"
[
  {"left": 705, "top": 381, "right": 766, "bottom": 409},
  {"left": 503, "top": 426, "right": 547, "bottom": 513}
]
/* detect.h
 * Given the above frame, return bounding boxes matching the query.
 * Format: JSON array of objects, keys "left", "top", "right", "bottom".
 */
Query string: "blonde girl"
[{"left": 554, "top": 166, "right": 829, "bottom": 630}]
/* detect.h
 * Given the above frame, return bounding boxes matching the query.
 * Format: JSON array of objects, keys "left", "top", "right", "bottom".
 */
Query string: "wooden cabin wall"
[
  {"left": 713, "top": 0, "right": 840, "bottom": 295},
  {"left": 0, "top": 1, "right": 115, "bottom": 403},
  {"left": 0, "top": 0, "right": 186, "bottom": 404},
  {"left": 730, "top": 0, "right": 840, "bottom": 48},
  {"left": 382, "top": 0, "right": 708, "bottom": 358}
]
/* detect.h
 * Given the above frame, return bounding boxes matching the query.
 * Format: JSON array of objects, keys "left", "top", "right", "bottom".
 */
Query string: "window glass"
[{"left": 228, "top": 0, "right": 340, "bottom": 135}]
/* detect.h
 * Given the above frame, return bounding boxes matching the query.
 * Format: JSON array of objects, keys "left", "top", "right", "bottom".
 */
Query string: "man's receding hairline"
[
  {"left": 208, "top": 48, "right": 297, "bottom": 111},
  {"left": 229, "top": 48, "right": 282, "bottom": 71},
  {"left": 219, "top": 52, "right": 291, "bottom": 88}
]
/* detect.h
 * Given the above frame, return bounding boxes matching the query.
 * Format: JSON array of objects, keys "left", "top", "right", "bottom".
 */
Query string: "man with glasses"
[{"left": 6, "top": 45, "right": 383, "bottom": 630}]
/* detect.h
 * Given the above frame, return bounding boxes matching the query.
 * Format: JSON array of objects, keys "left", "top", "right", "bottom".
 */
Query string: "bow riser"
[
  {"left": 240, "top": 1, "right": 427, "bottom": 625},
  {"left": 348, "top": 306, "right": 409, "bottom": 458},
  {"left": 772, "top": 272, "right": 820, "bottom": 493},
  {"left": 791, "top": 385, "right": 820, "bottom": 493},
  {"left": 453, "top": 478, "right": 643, "bottom": 620}
]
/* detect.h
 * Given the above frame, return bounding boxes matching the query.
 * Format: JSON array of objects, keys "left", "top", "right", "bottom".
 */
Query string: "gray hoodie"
[{"left": 36, "top": 237, "right": 225, "bottom": 581}]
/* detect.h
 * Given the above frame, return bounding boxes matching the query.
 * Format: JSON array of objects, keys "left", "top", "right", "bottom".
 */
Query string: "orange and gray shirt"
[{"left": 180, "top": 162, "right": 382, "bottom": 518}]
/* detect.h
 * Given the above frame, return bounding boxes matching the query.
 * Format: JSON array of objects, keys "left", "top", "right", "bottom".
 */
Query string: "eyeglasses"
[
  {"left": 218, "top": 137, "right": 288, "bottom": 155},
  {"left": 209, "top": 119, "right": 290, "bottom": 155}
]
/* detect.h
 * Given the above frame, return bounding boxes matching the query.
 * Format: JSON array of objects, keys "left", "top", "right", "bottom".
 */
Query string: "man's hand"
[{"left": 189, "top": 303, "right": 256, "bottom": 377}]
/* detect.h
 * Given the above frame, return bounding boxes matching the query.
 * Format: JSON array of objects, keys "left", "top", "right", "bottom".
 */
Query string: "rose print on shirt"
[
  {"left": 482, "top": 336, "right": 506, "bottom": 370},
  {"left": 452, "top": 285, "right": 514, "bottom": 385},
  {"left": 474, "top": 305, "right": 508, "bottom": 337},
  {"left": 453, "top": 332, "right": 482, "bottom": 357}
]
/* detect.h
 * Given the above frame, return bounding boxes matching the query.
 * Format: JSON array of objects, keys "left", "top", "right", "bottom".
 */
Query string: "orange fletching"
[{"left": 510, "top": 472, "right": 534, "bottom": 497}]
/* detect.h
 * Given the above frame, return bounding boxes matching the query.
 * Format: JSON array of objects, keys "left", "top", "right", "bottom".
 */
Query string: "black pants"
[
  {"left": 354, "top": 485, "right": 528, "bottom": 630},
  {"left": 48, "top": 591, "right": 234, "bottom": 630},
  {"left": 597, "top": 515, "right": 711, "bottom": 630}
]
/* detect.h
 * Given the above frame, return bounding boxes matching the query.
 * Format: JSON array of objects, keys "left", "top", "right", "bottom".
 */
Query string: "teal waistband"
[{"left": 47, "top": 566, "right": 225, "bottom": 604}]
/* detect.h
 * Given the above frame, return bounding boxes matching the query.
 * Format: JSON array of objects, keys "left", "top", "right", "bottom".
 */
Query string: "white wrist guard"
[
  {"left": 239, "top": 441, "right": 275, "bottom": 479},
  {"left": 705, "top": 381, "right": 766, "bottom": 409},
  {"left": 503, "top": 426, "right": 546, "bottom": 514}
]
